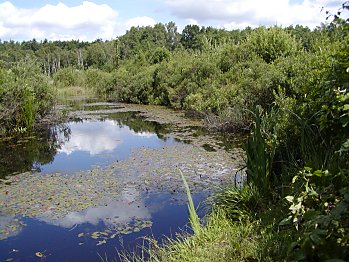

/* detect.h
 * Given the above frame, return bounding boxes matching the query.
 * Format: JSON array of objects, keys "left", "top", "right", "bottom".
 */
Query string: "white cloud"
[
  {"left": 0, "top": 1, "right": 159, "bottom": 41},
  {"left": 0, "top": 1, "right": 119, "bottom": 40},
  {"left": 131, "top": 130, "right": 157, "bottom": 138},
  {"left": 0, "top": 0, "right": 346, "bottom": 41},
  {"left": 125, "top": 16, "right": 157, "bottom": 29},
  {"left": 165, "top": 0, "right": 345, "bottom": 29}
]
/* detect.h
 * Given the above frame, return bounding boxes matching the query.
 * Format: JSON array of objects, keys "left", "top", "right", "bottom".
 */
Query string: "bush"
[
  {"left": 283, "top": 168, "right": 349, "bottom": 261},
  {"left": 85, "top": 69, "right": 114, "bottom": 99},
  {"left": 53, "top": 67, "right": 85, "bottom": 88},
  {"left": 244, "top": 26, "right": 300, "bottom": 64},
  {"left": 0, "top": 60, "right": 54, "bottom": 133}
]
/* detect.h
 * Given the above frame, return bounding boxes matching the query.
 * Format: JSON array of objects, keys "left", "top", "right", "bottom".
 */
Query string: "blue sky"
[{"left": 0, "top": 0, "right": 345, "bottom": 41}]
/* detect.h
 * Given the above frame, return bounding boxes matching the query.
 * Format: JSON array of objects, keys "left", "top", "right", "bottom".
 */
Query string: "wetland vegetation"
[{"left": 1, "top": 2, "right": 349, "bottom": 261}]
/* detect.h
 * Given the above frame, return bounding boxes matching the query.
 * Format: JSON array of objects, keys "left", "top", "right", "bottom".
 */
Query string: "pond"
[{"left": 0, "top": 100, "right": 244, "bottom": 261}]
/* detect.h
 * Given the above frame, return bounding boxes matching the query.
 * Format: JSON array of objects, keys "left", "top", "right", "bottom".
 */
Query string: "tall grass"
[
  {"left": 245, "top": 106, "right": 276, "bottom": 197},
  {"left": 55, "top": 85, "right": 94, "bottom": 99}
]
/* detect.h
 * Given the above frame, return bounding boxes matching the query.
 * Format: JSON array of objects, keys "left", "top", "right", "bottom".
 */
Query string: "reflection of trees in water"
[
  {"left": 0, "top": 124, "right": 71, "bottom": 178},
  {"left": 107, "top": 112, "right": 170, "bottom": 140}
]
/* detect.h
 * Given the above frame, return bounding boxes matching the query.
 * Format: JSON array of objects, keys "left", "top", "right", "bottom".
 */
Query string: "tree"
[
  {"left": 181, "top": 25, "right": 201, "bottom": 50},
  {"left": 166, "top": 21, "right": 180, "bottom": 50}
]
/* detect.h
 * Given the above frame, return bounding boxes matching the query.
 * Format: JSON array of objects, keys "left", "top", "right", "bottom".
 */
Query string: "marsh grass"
[
  {"left": 56, "top": 85, "right": 94, "bottom": 99},
  {"left": 245, "top": 106, "right": 276, "bottom": 197}
]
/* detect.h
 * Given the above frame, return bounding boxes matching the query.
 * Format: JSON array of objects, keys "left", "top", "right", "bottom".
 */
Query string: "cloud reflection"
[
  {"left": 0, "top": 214, "right": 24, "bottom": 240},
  {"left": 59, "top": 120, "right": 124, "bottom": 155},
  {"left": 40, "top": 186, "right": 151, "bottom": 229}
]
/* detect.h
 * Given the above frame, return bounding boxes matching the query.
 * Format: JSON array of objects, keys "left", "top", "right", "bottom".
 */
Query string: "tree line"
[{"left": 0, "top": 21, "right": 342, "bottom": 133}]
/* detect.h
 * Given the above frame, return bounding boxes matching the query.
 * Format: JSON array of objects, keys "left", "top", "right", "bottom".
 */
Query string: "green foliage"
[
  {"left": 115, "top": 64, "right": 157, "bottom": 104},
  {"left": 85, "top": 69, "right": 114, "bottom": 99},
  {"left": 53, "top": 66, "right": 85, "bottom": 87},
  {"left": 219, "top": 44, "right": 257, "bottom": 73},
  {"left": 212, "top": 183, "right": 262, "bottom": 221},
  {"left": 151, "top": 47, "right": 171, "bottom": 64},
  {"left": 0, "top": 60, "right": 54, "bottom": 134},
  {"left": 1, "top": 19, "right": 349, "bottom": 261},
  {"left": 181, "top": 25, "right": 201, "bottom": 50},
  {"left": 245, "top": 26, "right": 300, "bottom": 64},
  {"left": 245, "top": 106, "right": 277, "bottom": 197},
  {"left": 180, "top": 170, "right": 202, "bottom": 236},
  {"left": 1, "top": 24, "right": 339, "bottom": 130},
  {"left": 283, "top": 168, "right": 349, "bottom": 261}
]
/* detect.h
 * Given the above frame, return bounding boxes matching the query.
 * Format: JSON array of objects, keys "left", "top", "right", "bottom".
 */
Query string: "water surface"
[{"left": 0, "top": 101, "right": 243, "bottom": 261}]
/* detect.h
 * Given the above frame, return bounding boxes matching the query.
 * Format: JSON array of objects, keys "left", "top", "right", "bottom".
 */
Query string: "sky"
[{"left": 0, "top": 0, "right": 345, "bottom": 41}]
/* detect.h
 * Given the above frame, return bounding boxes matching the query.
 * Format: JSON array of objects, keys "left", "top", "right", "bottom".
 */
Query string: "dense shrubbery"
[{"left": 1, "top": 22, "right": 340, "bottom": 132}]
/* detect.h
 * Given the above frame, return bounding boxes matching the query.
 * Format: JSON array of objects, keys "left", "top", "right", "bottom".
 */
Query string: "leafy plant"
[{"left": 283, "top": 168, "right": 349, "bottom": 261}]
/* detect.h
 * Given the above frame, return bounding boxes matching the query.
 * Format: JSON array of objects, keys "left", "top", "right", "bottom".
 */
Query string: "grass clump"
[
  {"left": 150, "top": 211, "right": 259, "bottom": 262},
  {"left": 124, "top": 210, "right": 261, "bottom": 262}
]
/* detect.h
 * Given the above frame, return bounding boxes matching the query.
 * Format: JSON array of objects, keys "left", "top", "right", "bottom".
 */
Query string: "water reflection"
[
  {"left": 40, "top": 186, "right": 150, "bottom": 229},
  {"left": 0, "top": 125, "right": 70, "bottom": 178},
  {"left": 0, "top": 214, "right": 25, "bottom": 240},
  {"left": 0, "top": 101, "right": 239, "bottom": 262},
  {"left": 42, "top": 118, "right": 176, "bottom": 173},
  {"left": 59, "top": 120, "right": 158, "bottom": 156},
  {"left": 106, "top": 112, "right": 169, "bottom": 140},
  {"left": 59, "top": 120, "right": 124, "bottom": 155}
]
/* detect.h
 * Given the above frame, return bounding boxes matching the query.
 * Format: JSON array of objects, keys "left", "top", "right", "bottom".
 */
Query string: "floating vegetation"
[
  {"left": 78, "top": 218, "right": 152, "bottom": 246},
  {"left": 0, "top": 167, "right": 120, "bottom": 222},
  {"left": 0, "top": 215, "right": 26, "bottom": 240},
  {"left": 35, "top": 251, "right": 44, "bottom": 258},
  {"left": 66, "top": 101, "right": 244, "bottom": 165},
  {"left": 68, "top": 102, "right": 201, "bottom": 128},
  {"left": 115, "top": 144, "right": 242, "bottom": 195}
]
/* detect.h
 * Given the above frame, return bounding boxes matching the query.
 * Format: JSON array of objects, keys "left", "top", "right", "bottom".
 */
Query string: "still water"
[{"left": 0, "top": 101, "right": 242, "bottom": 261}]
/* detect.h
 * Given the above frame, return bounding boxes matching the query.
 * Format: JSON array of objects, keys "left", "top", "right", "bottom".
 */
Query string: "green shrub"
[
  {"left": 283, "top": 168, "right": 349, "bottom": 261},
  {"left": 85, "top": 69, "right": 114, "bottom": 99},
  {"left": 53, "top": 67, "right": 85, "bottom": 87},
  {"left": 0, "top": 60, "right": 54, "bottom": 133},
  {"left": 244, "top": 26, "right": 300, "bottom": 64}
]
